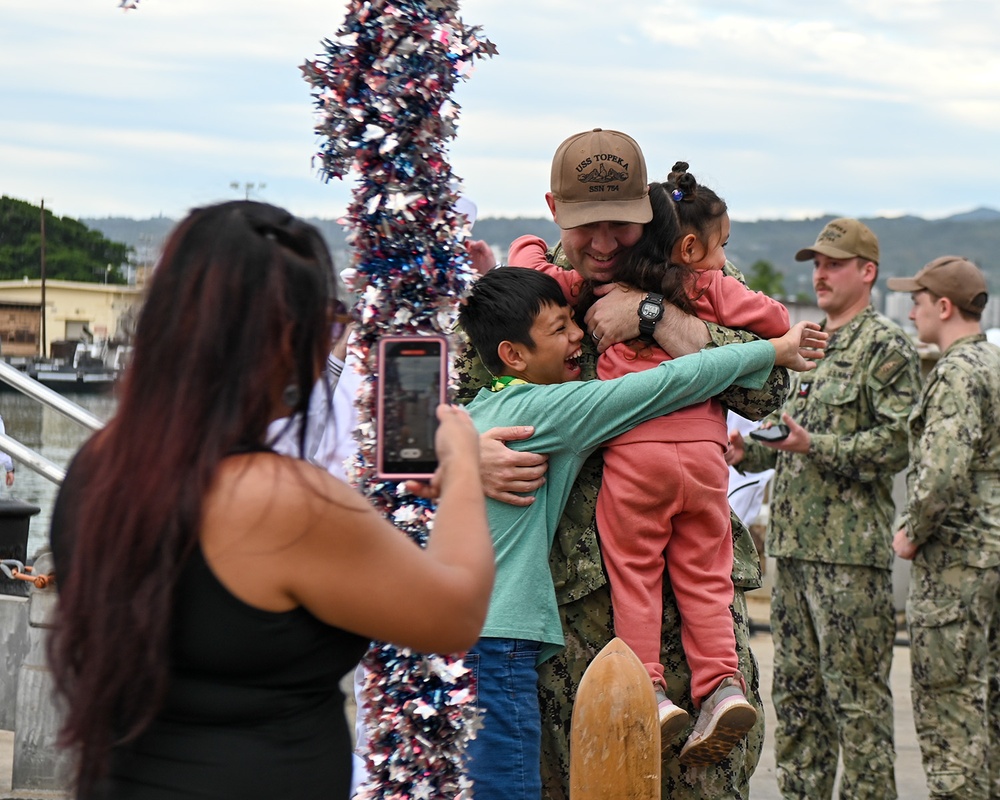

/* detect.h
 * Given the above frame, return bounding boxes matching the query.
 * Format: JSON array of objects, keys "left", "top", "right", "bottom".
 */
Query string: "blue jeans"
[{"left": 465, "top": 637, "right": 542, "bottom": 800}]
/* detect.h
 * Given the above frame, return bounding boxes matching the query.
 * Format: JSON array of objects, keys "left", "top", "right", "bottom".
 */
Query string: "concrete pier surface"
[
  {"left": 0, "top": 730, "right": 10, "bottom": 796},
  {"left": 1, "top": 604, "right": 931, "bottom": 799}
]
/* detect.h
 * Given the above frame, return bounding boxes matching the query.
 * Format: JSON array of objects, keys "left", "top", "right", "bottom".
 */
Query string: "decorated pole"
[
  {"left": 301, "top": 1, "right": 495, "bottom": 796},
  {"left": 118, "top": 0, "right": 494, "bottom": 792}
]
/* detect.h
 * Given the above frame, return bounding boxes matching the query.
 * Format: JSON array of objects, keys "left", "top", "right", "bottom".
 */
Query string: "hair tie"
[{"left": 670, "top": 189, "right": 684, "bottom": 202}]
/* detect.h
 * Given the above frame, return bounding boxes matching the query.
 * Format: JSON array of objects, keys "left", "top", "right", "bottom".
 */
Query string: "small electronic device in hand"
[
  {"left": 376, "top": 335, "right": 448, "bottom": 480},
  {"left": 749, "top": 424, "right": 790, "bottom": 443}
]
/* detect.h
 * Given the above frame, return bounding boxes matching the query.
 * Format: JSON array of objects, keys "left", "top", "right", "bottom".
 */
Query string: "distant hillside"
[
  {"left": 946, "top": 207, "right": 1000, "bottom": 223},
  {"left": 469, "top": 211, "right": 1000, "bottom": 294},
  {"left": 726, "top": 213, "right": 1000, "bottom": 295},
  {"left": 1, "top": 196, "right": 129, "bottom": 282},
  {"left": 81, "top": 215, "right": 357, "bottom": 268},
  {"left": 83, "top": 208, "right": 1000, "bottom": 293}
]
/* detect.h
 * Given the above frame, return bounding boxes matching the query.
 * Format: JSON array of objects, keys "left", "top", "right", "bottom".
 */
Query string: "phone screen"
[
  {"left": 749, "top": 423, "right": 790, "bottom": 442},
  {"left": 376, "top": 336, "right": 447, "bottom": 479}
]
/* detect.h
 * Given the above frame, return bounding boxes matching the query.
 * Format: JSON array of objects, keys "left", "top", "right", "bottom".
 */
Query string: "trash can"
[{"left": 0, "top": 497, "right": 42, "bottom": 596}]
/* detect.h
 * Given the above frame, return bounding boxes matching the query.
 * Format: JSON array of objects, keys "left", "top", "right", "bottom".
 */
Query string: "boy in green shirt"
[{"left": 458, "top": 266, "right": 824, "bottom": 799}]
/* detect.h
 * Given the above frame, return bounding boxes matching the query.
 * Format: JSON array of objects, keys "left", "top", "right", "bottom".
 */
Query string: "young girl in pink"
[{"left": 510, "top": 163, "right": 789, "bottom": 765}]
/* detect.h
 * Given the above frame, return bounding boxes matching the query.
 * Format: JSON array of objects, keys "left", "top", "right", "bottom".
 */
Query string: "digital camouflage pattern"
[
  {"left": 898, "top": 333, "right": 1000, "bottom": 566},
  {"left": 535, "top": 576, "right": 764, "bottom": 800},
  {"left": 907, "top": 561, "right": 1000, "bottom": 799},
  {"left": 770, "top": 558, "right": 896, "bottom": 800},
  {"left": 740, "top": 305, "right": 920, "bottom": 568},
  {"left": 990, "top": 621, "right": 1000, "bottom": 799},
  {"left": 740, "top": 305, "right": 920, "bottom": 800},
  {"left": 898, "top": 333, "right": 1000, "bottom": 798},
  {"left": 455, "top": 249, "right": 790, "bottom": 799}
]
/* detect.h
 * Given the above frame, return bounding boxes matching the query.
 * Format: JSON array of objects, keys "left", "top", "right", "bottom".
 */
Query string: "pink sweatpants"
[{"left": 597, "top": 439, "right": 738, "bottom": 706}]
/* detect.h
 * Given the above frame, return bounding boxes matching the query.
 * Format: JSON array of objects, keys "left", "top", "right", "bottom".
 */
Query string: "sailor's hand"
[{"left": 479, "top": 426, "right": 547, "bottom": 506}]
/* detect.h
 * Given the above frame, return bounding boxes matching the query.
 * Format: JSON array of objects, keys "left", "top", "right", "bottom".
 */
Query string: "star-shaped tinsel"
[
  {"left": 112, "top": 0, "right": 494, "bottom": 794},
  {"left": 302, "top": 0, "right": 496, "bottom": 796}
]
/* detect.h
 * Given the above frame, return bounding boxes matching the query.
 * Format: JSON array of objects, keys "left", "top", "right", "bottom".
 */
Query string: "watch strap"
[{"left": 638, "top": 292, "right": 664, "bottom": 341}]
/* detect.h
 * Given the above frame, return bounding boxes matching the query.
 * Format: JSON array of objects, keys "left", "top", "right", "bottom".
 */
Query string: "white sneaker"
[{"left": 654, "top": 686, "right": 690, "bottom": 751}]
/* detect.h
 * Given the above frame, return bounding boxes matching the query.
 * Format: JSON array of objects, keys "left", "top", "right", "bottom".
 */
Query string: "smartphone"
[
  {"left": 375, "top": 335, "right": 448, "bottom": 480},
  {"left": 749, "top": 424, "right": 790, "bottom": 443}
]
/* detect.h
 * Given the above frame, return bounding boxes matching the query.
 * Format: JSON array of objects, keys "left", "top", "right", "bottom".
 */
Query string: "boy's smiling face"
[{"left": 510, "top": 301, "right": 585, "bottom": 385}]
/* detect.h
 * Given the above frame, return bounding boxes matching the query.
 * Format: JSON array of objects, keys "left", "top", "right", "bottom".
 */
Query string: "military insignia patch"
[{"left": 871, "top": 351, "right": 908, "bottom": 387}]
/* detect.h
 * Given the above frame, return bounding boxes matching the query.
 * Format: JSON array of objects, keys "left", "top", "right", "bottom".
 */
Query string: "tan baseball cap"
[
  {"left": 886, "top": 255, "right": 988, "bottom": 314},
  {"left": 794, "top": 218, "right": 880, "bottom": 264},
  {"left": 549, "top": 128, "right": 652, "bottom": 229}
]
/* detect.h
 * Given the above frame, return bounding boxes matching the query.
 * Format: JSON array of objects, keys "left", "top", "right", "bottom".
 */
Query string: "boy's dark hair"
[{"left": 460, "top": 267, "right": 568, "bottom": 375}]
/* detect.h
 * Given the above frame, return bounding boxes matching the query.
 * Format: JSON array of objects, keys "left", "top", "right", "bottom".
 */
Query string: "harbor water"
[{"left": 0, "top": 391, "right": 116, "bottom": 559}]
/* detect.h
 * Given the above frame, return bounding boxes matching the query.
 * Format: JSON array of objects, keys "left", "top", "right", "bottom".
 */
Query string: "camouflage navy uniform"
[
  {"left": 456, "top": 252, "right": 789, "bottom": 800},
  {"left": 896, "top": 333, "right": 1000, "bottom": 799},
  {"left": 740, "top": 305, "right": 920, "bottom": 799}
]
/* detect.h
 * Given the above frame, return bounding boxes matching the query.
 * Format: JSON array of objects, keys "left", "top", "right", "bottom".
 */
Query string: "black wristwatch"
[{"left": 638, "top": 292, "right": 664, "bottom": 341}]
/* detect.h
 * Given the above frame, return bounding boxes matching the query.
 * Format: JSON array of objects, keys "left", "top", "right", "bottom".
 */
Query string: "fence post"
[{"left": 8, "top": 549, "right": 70, "bottom": 798}]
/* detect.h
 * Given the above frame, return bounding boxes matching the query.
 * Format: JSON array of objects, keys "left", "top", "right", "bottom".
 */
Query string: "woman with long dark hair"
[{"left": 47, "top": 200, "right": 494, "bottom": 800}]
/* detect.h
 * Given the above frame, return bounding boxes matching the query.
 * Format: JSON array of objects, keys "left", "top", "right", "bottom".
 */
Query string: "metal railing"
[{"left": 0, "top": 360, "right": 106, "bottom": 485}]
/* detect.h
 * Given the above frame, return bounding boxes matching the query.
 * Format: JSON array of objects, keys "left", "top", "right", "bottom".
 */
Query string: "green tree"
[
  {"left": 745, "top": 259, "right": 785, "bottom": 298},
  {"left": 0, "top": 196, "right": 130, "bottom": 283}
]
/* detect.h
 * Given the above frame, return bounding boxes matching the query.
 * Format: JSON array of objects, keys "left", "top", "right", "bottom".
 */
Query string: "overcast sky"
[{"left": 3, "top": 0, "right": 999, "bottom": 223}]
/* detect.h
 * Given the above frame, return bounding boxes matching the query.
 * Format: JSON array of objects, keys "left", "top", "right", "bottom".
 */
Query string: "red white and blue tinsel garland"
[{"left": 301, "top": 2, "right": 495, "bottom": 797}]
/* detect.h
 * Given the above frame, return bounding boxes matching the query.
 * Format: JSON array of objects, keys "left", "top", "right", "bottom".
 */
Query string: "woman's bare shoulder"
[
  {"left": 199, "top": 452, "right": 377, "bottom": 610},
  {"left": 203, "top": 453, "right": 367, "bottom": 547}
]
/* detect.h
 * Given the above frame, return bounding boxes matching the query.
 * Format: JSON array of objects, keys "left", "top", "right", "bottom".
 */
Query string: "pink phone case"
[{"left": 375, "top": 335, "right": 448, "bottom": 480}]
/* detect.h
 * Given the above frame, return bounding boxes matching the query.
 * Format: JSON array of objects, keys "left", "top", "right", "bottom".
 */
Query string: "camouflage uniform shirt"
[
  {"left": 899, "top": 333, "right": 1000, "bottom": 567},
  {"left": 741, "top": 305, "right": 920, "bottom": 568}
]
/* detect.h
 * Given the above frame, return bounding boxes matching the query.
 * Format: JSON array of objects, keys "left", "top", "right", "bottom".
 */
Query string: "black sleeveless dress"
[{"left": 51, "top": 452, "right": 370, "bottom": 800}]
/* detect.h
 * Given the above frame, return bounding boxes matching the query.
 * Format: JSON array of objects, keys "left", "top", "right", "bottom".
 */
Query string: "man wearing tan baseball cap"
[
  {"left": 530, "top": 128, "right": 655, "bottom": 287},
  {"left": 478, "top": 127, "right": 791, "bottom": 800},
  {"left": 794, "top": 217, "right": 880, "bottom": 264},
  {"left": 730, "top": 215, "right": 920, "bottom": 799},
  {"left": 886, "top": 255, "right": 988, "bottom": 317},
  {"left": 888, "top": 256, "right": 998, "bottom": 799}
]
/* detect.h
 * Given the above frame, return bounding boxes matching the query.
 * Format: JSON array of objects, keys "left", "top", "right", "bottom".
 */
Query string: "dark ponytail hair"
[
  {"left": 48, "top": 201, "right": 335, "bottom": 795},
  {"left": 608, "top": 180, "right": 693, "bottom": 314},
  {"left": 665, "top": 161, "right": 728, "bottom": 250},
  {"left": 577, "top": 162, "right": 728, "bottom": 324}
]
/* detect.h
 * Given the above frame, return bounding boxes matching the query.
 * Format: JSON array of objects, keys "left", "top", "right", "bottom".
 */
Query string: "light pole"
[
  {"left": 40, "top": 199, "right": 47, "bottom": 358},
  {"left": 229, "top": 181, "right": 266, "bottom": 200}
]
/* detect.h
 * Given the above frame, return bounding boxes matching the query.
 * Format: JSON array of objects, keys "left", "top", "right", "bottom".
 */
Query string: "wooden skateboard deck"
[{"left": 570, "top": 637, "right": 660, "bottom": 799}]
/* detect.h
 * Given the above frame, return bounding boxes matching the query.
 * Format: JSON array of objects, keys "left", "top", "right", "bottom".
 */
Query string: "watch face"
[{"left": 640, "top": 301, "right": 659, "bottom": 319}]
